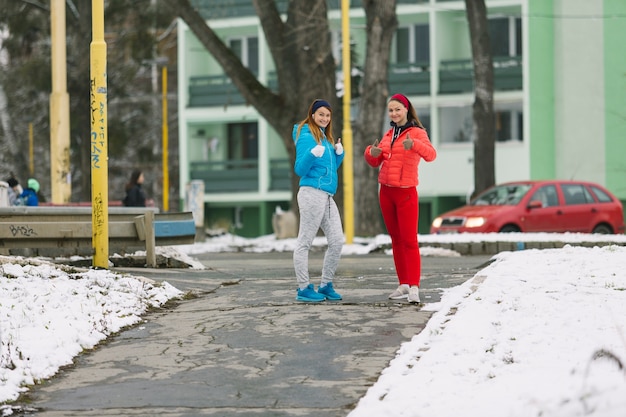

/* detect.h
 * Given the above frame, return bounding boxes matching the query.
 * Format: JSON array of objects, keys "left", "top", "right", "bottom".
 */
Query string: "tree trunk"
[
  {"left": 353, "top": 0, "right": 398, "bottom": 236},
  {"left": 465, "top": 0, "right": 496, "bottom": 198},
  {"left": 0, "top": 0, "right": 180, "bottom": 204},
  {"left": 168, "top": 0, "right": 399, "bottom": 235},
  {"left": 0, "top": 85, "right": 29, "bottom": 176},
  {"left": 169, "top": 0, "right": 337, "bottom": 216}
]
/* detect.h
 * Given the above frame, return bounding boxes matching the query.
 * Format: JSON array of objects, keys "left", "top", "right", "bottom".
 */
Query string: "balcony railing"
[
  {"left": 190, "top": 158, "right": 291, "bottom": 193},
  {"left": 192, "top": 0, "right": 424, "bottom": 17},
  {"left": 439, "top": 55, "right": 523, "bottom": 94},
  {"left": 188, "top": 73, "right": 278, "bottom": 108},
  {"left": 193, "top": 0, "right": 288, "bottom": 19},
  {"left": 388, "top": 62, "right": 431, "bottom": 96},
  {"left": 187, "top": 56, "right": 522, "bottom": 108},
  {"left": 188, "top": 75, "right": 246, "bottom": 107}
]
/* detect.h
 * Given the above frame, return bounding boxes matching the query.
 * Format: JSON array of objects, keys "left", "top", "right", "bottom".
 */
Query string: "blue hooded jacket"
[
  {"left": 20, "top": 188, "right": 39, "bottom": 206},
  {"left": 292, "top": 123, "right": 344, "bottom": 195}
]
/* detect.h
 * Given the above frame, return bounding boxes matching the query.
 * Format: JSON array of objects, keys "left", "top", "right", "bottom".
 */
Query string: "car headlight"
[
  {"left": 465, "top": 217, "right": 486, "bottom": 228},
  {"left": 432, "top": 217, "right": 442, "bottom": 228}
]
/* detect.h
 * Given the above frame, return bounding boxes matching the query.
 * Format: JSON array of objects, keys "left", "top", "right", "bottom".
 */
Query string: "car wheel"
[
  {"left": 499, "top": 225, "right": 521, "bottom": 233},
  {"left": 592, "top": 224, "right": 613, "bottom": 234}
]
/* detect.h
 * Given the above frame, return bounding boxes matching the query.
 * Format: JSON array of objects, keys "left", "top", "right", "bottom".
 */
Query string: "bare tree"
[
  {"left": 167, "top": 0, "right": 395, "bottom": 235},
  {"left": 167, "top": 0, "right": 337, "bottom": 216},
  {"left": 353, "top": 0, "right": 397, "bottom": 235},
  {"left": 465, "top": 0, "right": 496, "bottom": 198},
  {"left": 0, "top": 0, "right": 178, "bottom": 204}
]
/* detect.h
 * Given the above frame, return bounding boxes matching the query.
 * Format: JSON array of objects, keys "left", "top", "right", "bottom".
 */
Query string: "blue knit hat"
[{"left": 311, "top": 99, "right": 331, "bottom": 114}]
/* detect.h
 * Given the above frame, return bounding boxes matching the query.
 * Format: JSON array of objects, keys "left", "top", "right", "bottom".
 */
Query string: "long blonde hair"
[{"left": 296, "top": 99, "right": 335, "bottom": 144}]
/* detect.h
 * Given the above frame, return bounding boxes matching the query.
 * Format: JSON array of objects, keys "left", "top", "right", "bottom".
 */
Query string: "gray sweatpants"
[{"left": 293, "top": 186, "right": 344, "bottom": 290}]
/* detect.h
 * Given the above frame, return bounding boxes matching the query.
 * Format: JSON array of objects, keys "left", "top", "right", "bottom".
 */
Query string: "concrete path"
[{"left": 24, "top": 251, "right": 492, "bottom": 417}]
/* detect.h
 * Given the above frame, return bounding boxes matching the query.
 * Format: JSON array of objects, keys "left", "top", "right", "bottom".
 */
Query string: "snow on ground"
[
  {"left": 0, "top": 256, "right": 182, "bottom": 408},
  {"left": 347, "top": 244, "right": 626, "bottom": 417},
  {"left": 178, "top": 231, "right": 626, "bottom": 256},
  {"left": 1, "top": 232, "right": 626, "bottom": 416}
]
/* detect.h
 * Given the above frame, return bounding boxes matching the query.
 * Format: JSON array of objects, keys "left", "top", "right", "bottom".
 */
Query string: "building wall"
[
  {"left": 177, "top": 0, "right": 626, "bottom": 235},
  {"left": 527, "top": 0, "right": 626, "bottom": 202},
  {"left": 528, "top": 0, "right": 556, "bottom": 180},
  {"left": 554, "top": 0, "right": 605, "bottom": 183},
  {"left": 604, "top": 0, "right": 626, "bottom": 200}
]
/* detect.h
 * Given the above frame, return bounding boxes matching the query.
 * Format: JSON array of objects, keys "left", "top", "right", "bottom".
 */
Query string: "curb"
[{"left": 420, "top": 240, "right": 626, "bottom": 256}]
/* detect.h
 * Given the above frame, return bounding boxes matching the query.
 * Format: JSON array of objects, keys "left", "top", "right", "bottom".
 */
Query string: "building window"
[
  {"left": 439, "top": 101, "right": 522, "bottom": 144},
  {"left": 439, "top": 105, "right": 473, "bottom": 143},
  {"left": 489, "top": 17, "right": 522, "bottom": 57},
  {"left": 395, "top": 24, "right": 430, "bottom": 64},
  {"left": 227, "top": 122, "right": 258, "bottom": 160},
  {"left": 495, "top": 107, "right": 523, "bottom": 142},
  {"left": 228, "top": 36, "right": 259, "bottom": 74}
]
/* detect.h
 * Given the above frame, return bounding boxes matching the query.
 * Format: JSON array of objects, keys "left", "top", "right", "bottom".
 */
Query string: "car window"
[
  {"left": 472, "top": 184, "right": 532, "bottom": 206},
  {"left": 589, "top": 185, "right": 613, "bottom": 203},
  {"left": 530, "top": 185, "right": 559, "bottom": 207},
  {"left": 562, "top": 184, "right": 591, "bottom": 205}
]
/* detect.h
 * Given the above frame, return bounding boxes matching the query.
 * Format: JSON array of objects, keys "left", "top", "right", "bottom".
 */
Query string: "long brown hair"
[
  {"left": 125, "top": 169, "right": 143, "bottom": 191},
  {"left": 296, "top": 99, "right": 336, "bottom": 145}
]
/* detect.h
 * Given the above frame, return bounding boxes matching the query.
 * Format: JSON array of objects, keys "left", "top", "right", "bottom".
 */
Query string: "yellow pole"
[
  {"left": 50, "top": 0, "right": 71, "bottom": 203},
  {"left": 162, "top": 65, "right": 169, "bottom": 212},
  {"left": 28, "top": 123, "right": 34, "bottom": 175},
  {"left": 341, "top": 0, "right": 354, "bottom": 244},
  {"left": 90, "top": 0, "right": 109, "bottom": 268}
]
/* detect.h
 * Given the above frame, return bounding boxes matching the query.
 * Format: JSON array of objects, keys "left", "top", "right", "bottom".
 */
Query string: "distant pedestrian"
[
  {"left": 123, "top": 169, "right": 147, "bottom": 207},
  {"left": 364, "top": 93, "right": 437, "bottom": 304},
  {"left": 20, "top": 178, "right": 40, "bottom": 206},
  {"left": 292, "top": 99, "right": 345, "bottom": 302},
  {"left": 6, "top": 177, "right": 23, "bottom": 206}
]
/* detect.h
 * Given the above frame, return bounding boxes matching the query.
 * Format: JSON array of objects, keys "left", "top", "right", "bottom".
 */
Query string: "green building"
[{"left": 177, "top": 0, "right": 626, "bottom": 236}]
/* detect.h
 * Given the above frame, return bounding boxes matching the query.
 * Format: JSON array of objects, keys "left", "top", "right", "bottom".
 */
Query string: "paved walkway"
[{"left": 25, "top": 251, "right": 492, "bottom": 417}]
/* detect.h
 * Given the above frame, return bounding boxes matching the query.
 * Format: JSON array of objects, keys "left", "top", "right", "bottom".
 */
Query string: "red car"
[{"left": 430, "top": 180, "right": 625, "bottom": 234}]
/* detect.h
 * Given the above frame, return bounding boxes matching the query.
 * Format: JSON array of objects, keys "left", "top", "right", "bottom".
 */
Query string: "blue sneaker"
[
  {"left": 296, "top": 284, "right": 326, "bottom": 302},
  {"left": 318, "top": 282, "right": 342, "bottom": 300}
]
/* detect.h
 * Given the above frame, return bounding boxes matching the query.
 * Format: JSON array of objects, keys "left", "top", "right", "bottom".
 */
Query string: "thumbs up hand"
[
  {"left": 334, "top": 138, "right": 344, "bottom": 155},
  {"left": 403, "top": 134, "right": 413, "bottom": 150},
  {"left": 370, "top": 139, "right": 382, "bottom": 158}
]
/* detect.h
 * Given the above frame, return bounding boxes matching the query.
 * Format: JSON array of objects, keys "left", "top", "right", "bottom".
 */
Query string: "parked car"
[{"left": 430, "top": 180, "right": 625, "bottom": 234}]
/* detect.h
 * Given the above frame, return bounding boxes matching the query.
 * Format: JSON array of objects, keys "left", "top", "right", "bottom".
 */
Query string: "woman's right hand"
[{"left": 370, "top": 140, "right": 382, "bottom": 157}]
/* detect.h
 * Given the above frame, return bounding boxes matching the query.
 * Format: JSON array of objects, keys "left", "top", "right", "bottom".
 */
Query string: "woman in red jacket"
[{"left": 364, "top": 93, "right": 437, "bottom": 304}]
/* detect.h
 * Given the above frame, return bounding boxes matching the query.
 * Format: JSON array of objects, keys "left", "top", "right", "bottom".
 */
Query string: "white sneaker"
[
  {"left": 408, "top": 286, "right": 420, "bottom": 304},
  {"left": 388, "top": 285, "right": 409, "bottom": 300}
]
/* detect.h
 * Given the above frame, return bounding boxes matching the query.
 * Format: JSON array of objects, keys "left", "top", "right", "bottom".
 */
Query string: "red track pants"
[{"left": 379, "top": 184, "right": 421, "bottom": 287}]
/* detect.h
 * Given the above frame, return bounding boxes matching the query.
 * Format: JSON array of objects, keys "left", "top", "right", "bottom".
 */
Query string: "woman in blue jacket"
[{"left": 292, "top": 99, "right": 345, "bottom": 302}]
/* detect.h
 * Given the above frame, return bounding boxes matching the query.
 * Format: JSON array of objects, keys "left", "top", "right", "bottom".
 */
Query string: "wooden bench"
[{"left": 0, "top": 207, "right": 196, "bottom": 267}]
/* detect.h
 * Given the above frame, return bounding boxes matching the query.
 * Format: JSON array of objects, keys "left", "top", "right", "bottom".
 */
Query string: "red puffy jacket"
[{"left": 364, "top": 126, "right": 436, "bottom": 187}]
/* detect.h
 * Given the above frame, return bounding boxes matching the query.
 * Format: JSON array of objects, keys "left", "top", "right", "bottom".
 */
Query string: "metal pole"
[
  {"left": 162, "top": 65, "right": 169, "bottom": 212},
  {"left": 28, "top": 123, "right": 34, "bottom": 175},
  {"left": 50, "top": 0, "right": 71, "bottom": 203},
  {"left": 341, "top": 0, "right": 354, "bottom": 244},
  {"left": 90, "top": 0, "right": 109, "bottom": 268}
]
